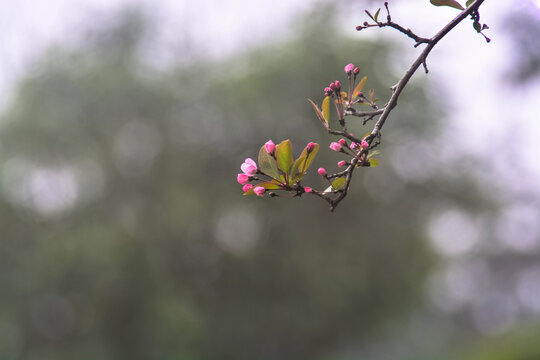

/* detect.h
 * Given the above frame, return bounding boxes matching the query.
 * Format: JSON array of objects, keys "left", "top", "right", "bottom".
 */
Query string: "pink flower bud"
[
  {"left": 361, "top": 140, "right": 369, "bottom": 150},
  {"left": 334, "top": 80, "right": 341, "bottom": 90},
  {"left": 338, "top": 138, "right": 347, "bottom": 146},
  {"left": 353, "top": 67, "right": 360, "bottom": 75},
  {"left": 324, "top": 87, "right": 332, "bottom": 93},
  {"left": 265, "top": 140, "right": 275, "bottom": 154},
  {"left": 350, "top": 142, "right": 358, "bottom": 150},
  {"left": 344, "top": 63, "right": 354, "bottom": 74},
  {"left": 253, "top": 186, "right": 265, "bottom": 197},
  {"left": 237, "top": 173, "right": 249, "bottom": 185},
  {"left": 304, "top": 186, "right": 313, "bottom": 193},
  {"left": 242, "top": 183, "right": 253, "bottom": 192},
  {"left": 318, "top": 167, "right": 327, "bottom": 177},
  {"left": 329, "top": 142, "right": 342, "bottom": 152},
  {"left": 306, "top": 142, "right": 316, "bottom": 153},
  {"left": 329, "top": 82, "right": 337, "bottom": 91},
  {"left": 241, "top": 158, "right": 257, "bottom": 176},
  {"left": 337, "top": 160, "right": 347, "bottom": 168},
  {"left": 356, "top": 92, "right": 362, "bottom": 98}
]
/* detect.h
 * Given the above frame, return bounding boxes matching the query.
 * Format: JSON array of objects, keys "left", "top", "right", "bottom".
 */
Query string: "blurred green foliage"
[{"left": 3, "top": 4, "right": 529, "bottom": 360}]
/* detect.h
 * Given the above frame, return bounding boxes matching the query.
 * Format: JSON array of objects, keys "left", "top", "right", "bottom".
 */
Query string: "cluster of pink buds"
[
  {"left": 237, "top": 158, "right": 266, "bottom": 196},
  {"left": 324, "top": 133, "right": 376, "bottom": 176},
  {"left": 324, "top": 80, "right": 342, "bottom": 97},
  {"left": 344, "top": 63, "right": 360, "bottom": 77}
]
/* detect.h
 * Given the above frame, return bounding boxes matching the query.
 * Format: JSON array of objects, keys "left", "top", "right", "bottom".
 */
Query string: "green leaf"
[
  {"left": 243, "top": 181, "right": 282, "bottom": 196},
  {"left": 368, "top": 158, "right": 379, "bottom": 167},
  {"left": 308, "top": 99, "right": 329, "bottom": 129},
  {"left": 429, "top": 0, "right": 464, "bottom": 10},
  {"left": 374, "top": 8, "right": 381, "bottom": 22},
  {"left": 473, "top": 21, "right": 481, "bottom": 32},
  {"left": 275, "top": 139, "right": 294, "bottom": 176},
  {"left": 465, "top": 0, "right": 474, "bottom": 6},
  {"left": 353, "top": 76, "right": 367, "bottom": 99},
  {"left": 367, "top": 150, "right": 380, "bottom": 159},
  {"left": 290, "top": 143, "right": 319, "bottom": 183},
  {"left": 322, "top": 96, "right": 330, "bottom": 123},
  {"left": 331, "top": 177, "right": 346, "bottom": 191},
  {"left": 258, "top": 145, "right": 280, "bottom": 179}
]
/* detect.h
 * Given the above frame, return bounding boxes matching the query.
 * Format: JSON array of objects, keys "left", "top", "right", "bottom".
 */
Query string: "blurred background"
[{"left": 0, "top": 0, "right": 539, "bottom": 359}]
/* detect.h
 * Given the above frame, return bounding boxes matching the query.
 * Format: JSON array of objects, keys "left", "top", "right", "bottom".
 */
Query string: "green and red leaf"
[
  {"left": 243, "top": 181, "right": 282, "bottom": 195},
  {"left": 290, "top": 143, "right": 320, "bottom": 183},
  {"left": 429, "top": 0, "right": 464, "bottom": 10},
  {"left": 308, "top": 99, "right": 329, "bottom": 129},
  {"left": 275, "top": 139, "right": 294, "bottom": 176},
  {"left": 322, "top": 96, "right": 331, "bottom": 123},
  {"left": 353, "top": 76, "right": 367, "bottom": 99},
  {"left": 331, "top": 177, "right": 346, "bottom": 191},
  {"left": 258, "top": 145, "right": 280, "bottom": 179}
]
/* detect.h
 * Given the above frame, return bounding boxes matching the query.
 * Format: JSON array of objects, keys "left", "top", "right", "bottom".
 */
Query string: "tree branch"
[{"left": 329, "top": 0, "right": 487, "bottom": 212}]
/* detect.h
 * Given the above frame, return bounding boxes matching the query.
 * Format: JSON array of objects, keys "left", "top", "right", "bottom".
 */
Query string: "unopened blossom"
[
  {"left": 344, "top": 63, "right": 354, "bottom": 74},
  {"left": 334, "top": 80, "right": 341, "bottom": 90},
  {"left": 338, "top": 138, "right": 347, "bottom": 146},
  {"left": 318, "top": 167, "right": 327, "bottom": 177},
  {"left": 253, "top": 186, "right": 265, "bottom": 197},
  {"left": 265, "top": 140, "right": 276, "bottom": 154},
  {"left": 306, "top": 142, "right": 316, "bottom": 153},
  {"left": 350, "top": 142, "right": 358, "bottom": 150},
  {"left": 353, "top": 67, "right": 360, "bottom": 75},
  {"left": 329, "top": 142, "right": 342, "bottom": 152},
  {"left": 304, "top": 187, "right": 313, "bottom": 193},
  {"left": 241, "top": 158, "right": 257, "bottom": 176},
  {"left": 243, "top": 183, "right": 253, "bottom": 192},
  {"left": 237, "top": 173, "right": 249, "bottom": 185},
  {"left": 361, "top": 140, "right": 370, "bottom": 150},
  {"left": 337, "top": 160, "right": 347, "bottom": 168}
]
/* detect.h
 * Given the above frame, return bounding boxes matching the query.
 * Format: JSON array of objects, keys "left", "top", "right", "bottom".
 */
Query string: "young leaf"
[
  {"left": 465, "top": 0, "right": 474, "bottom": 6},
  {"left": 369, "top": 89, "right": 375, "bottom": 103},
  {"left": 374, "top": 8, "right": 381, "bottom": 22},
  {"left": 429, "top": 0, "right": 464, "bottom": 10},
  {"left": 322, "top": 96, "right": 330, "bottom": 123},
  {"left": 366, "top": 150, "right": 380, "bottom": 159},
  {"left": 290, "top": 143, "right": 320, "bottom": 183},
  {"left": 368, "top": 158, "right": 379, "bottom": 167},
  {"left": 258, "top": 145, "right": 280, "bottom": 179},
  {"left": 308, "top": 99, "right": 329, "bottom": 129},
  {"left": 331, "top": 177, "right": 346, "bottom": 191},
  {"left": 352, "top": 76, "right": 367, "bottom": 99},
  {"left": 243, "top": 181, "right": 282, "bottom": 195},
  {"left": 275, "top": 139, "right": 294, "bottom": 176}
]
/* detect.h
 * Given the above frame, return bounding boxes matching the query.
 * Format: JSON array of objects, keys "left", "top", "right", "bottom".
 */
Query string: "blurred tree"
[
  {"left": 0, "top": 5, "right": 458, "bottom": 360},
  {"left": 505, "top": 2, "right": 540, "bottom": 83}
]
